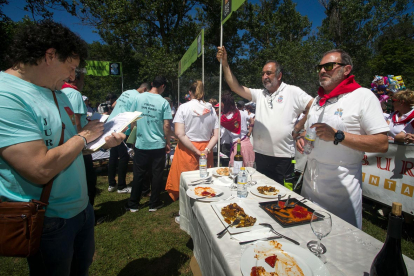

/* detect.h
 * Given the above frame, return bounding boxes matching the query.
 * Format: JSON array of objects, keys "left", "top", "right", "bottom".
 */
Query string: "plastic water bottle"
[
  {"left": 237, "top": 167, "right": 248, "bottom": 198},
  {"left": 199, "top": 153, "right": 208, "bottom": 178},
  {"left": 303, "top": 128, "right": 316, "bottom": 155}
]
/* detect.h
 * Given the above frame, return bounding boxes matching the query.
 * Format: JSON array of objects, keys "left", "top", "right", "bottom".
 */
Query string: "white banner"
[{"left": 362, "top": 143, "right": 414, "bottom": 215}]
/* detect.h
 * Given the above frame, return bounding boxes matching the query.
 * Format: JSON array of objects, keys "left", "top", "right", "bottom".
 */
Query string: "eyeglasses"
[{"left": 315, "top": 62, "right": 346, "bottom": 73}]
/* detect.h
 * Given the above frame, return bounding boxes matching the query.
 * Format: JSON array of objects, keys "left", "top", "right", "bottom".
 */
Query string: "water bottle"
[
  {"left": 199, "top": 153, "right": 208, "bottom": 178},
  {"left": 237, "top": 167, "right": 248, "bottom": 198},
  {"left": 303, "top": 128, "right": 316, "bottom": 155}
]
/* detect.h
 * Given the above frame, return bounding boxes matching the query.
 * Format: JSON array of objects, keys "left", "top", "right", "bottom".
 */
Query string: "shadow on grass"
[
  {"left": 117, "top": 248, "right": 189, "bottom": 276},
  {"left": 94, "top": 198, "right": 129, "bottom": 223}
]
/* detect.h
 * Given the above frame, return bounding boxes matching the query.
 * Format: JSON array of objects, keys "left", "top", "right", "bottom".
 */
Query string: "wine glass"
[
  {"left": 308, "top": 211, "right": 332, "bottom": 262},
  {"left": 228, "top": 162, "right": 238, "bottom": 191},
  {"left": 245, "top": 161, "right": 256, "bottom": 186}
]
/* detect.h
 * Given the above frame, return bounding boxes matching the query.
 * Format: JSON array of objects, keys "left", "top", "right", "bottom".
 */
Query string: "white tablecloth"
[{"left": 179, "top": 168, "right": 414, "bottom": 276}]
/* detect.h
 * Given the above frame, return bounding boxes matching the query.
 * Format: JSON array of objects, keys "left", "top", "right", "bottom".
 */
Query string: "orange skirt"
[{"left": 166, "top": 141, "right": 213, "bottom": 201}]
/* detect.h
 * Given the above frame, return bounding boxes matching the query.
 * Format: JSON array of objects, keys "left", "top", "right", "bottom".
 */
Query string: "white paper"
[{"left": 86, "top": 111, "right": 141, "bottom": 151}]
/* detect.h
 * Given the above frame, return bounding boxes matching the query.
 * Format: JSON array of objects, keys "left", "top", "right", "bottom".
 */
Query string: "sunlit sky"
[{"left": 3, "top": 0, "right": 327, "bottom": 44}]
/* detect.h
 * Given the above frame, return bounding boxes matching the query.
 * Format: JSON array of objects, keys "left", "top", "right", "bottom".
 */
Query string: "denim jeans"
[
  {"left": 27, "top": 203, "right": 95, "bottom": 276},
  {"left": 128, "top": 148, "right": 165, "bottom": 209}
]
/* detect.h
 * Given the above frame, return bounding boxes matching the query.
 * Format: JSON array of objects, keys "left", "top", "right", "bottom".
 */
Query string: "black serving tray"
[{"left": 259, "top": 198, "right": 316, "bottom": 227}]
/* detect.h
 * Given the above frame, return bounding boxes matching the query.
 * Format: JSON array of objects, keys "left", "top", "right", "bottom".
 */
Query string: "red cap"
[{"left": 214, "top": 103, "right": 220, "bottom": 108}]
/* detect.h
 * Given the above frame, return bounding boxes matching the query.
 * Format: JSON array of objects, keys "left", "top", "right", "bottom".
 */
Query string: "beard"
[
  {"left": 262, "top": 77, "right": 279, "bottom": 91},
  {"left": 319, "top": 67, "right": 345, "bottom": 88}
]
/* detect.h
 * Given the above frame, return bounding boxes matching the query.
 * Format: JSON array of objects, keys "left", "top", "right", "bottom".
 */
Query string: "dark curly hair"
[
  {"left": 7, "top": 20, "right": 88, "bottom": 68},
  {"left": 222, "top": 91, "right": 238, "bottom": 114}
]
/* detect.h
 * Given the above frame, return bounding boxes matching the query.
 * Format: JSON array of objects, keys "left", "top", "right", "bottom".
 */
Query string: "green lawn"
[{"left": 0, "top": 163, "right": 413, "bottom": 275}]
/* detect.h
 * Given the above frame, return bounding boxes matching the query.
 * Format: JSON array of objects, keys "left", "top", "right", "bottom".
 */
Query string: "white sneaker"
[
  {"left": 175, "top": 216, "right": 180, "bottom": 224},
  {"left": 108, "top": 186, "right": 117, "bottom": 192},
  {"left": 149, "top": 203, "right": 164, "bottom": 212},
  {"left": 117, "top": 187, "right": 132, "bottom": 194}
]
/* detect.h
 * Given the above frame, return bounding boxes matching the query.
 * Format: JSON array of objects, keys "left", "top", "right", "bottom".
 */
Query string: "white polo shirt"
[
  {"left": 387, "top": 110, "right": 414, "bottom": 138},
  {"left": 250, "top": 82, "right": 312, "bottom": 157}
]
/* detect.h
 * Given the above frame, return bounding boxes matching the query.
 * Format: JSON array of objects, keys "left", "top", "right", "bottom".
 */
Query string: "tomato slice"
[
  {"left": 265, "top": 255, "right": 277, "bottom": 268},
  {"left": 250, "top": 266, "right": 257, "bottom": 276},
  {"left": 201, "top": 191, "right": 210, "bottom": 196}
]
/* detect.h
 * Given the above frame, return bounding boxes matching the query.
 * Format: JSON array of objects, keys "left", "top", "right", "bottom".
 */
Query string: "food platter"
[
  {"left": 210, "top": 200, "right": 264, "bottom": 234},
  {"left": 213, "top": 167, "right": 230, "bottom": 177},
  {"left": 250, "top": 184, "right": 286, "bottom": 199},
  {"left": 259, "top": 199, "right": 316, "bottom": 227},
  {"left": 186, "top": 185, "right": 230, "bottom": 202},
  {"left": 240, "top": 240, "right": 330, "bottom": 276}
]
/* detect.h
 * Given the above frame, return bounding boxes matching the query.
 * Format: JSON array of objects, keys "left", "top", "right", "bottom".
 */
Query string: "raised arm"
[{"left": 216, "top": 46, "right": 252, "bottom": 101}]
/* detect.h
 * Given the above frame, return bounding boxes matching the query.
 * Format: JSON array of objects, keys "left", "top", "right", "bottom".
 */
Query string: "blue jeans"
[{"left": 27, "top": 203, "right": 95, "bottom": 276}]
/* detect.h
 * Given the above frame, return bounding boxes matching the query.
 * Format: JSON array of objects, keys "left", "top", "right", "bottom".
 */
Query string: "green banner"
[
  {"left": 178, "top": 29, "right": 204, "bottom": 77},
  {"left": 221, "top": 0, "right": 246, "bottom": 25},
  {"left": 85, "top": 60, "right": 122, "bottom": 77}
]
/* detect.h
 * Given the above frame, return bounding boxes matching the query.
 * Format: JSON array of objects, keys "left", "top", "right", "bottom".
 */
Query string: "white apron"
[{"left": 301, "top": 95, "right": 363, "bottom": 229}]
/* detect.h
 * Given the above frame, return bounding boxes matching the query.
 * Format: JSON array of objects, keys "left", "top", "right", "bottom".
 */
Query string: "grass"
[{"left": 1, "top": 162, "right": 413, "bottom": 275}]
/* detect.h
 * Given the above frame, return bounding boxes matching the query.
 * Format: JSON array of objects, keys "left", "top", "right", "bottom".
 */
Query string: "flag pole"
[
  {"left": 217, "top": 24, "right": 223, "bottom": 167},
  {"left": 202, "top": 44, "right": 205, "bottom": 86},
  {"left": 178, "top": 77, "right": 180, "bottom": 107}
]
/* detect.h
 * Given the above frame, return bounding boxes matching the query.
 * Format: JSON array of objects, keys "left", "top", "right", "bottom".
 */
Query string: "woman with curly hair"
[
  {"left": 387, "top": 89, "right": 414, "bottom": 144},
  {"left": 221, "top": 92, "right": 255, "bottom": 165},
  {"left": 166, "top": 81, "right": 219, "bottom": 201}
]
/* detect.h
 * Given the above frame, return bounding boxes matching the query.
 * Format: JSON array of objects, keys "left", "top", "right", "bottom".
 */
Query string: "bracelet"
[
  {"left": 205, "top": 147, "right": 211, "bottom": 153},
  {"left": 76, "top": 134, "right": 88, "bottom": 150},
  {"left": 293, "top": 129, "right": 301, "bottom": 134}
]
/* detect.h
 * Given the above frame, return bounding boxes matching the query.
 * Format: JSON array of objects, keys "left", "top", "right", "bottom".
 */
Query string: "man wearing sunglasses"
[
  {"left": 296, "top": 49, "right": 389, "bottom": 229},
  {"left": 216, "top": 46, "right": 313, "bottom": 185}
]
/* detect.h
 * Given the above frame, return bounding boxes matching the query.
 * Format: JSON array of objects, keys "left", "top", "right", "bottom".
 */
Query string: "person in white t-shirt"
[
  {"left": 296, "top": 49, "right": 389, "bottom": 228},
  {"left": 216, "top": 46, "right": 313, "bottom": 185},
  {"left": 387, "top": 89, "right": 414, "bottom": 144},
  {"left": 165, "top": 80, "right": 219, "bottom": 201}
]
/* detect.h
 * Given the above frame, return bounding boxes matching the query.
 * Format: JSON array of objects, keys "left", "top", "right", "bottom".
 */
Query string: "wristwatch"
[
  {"left": 334, "top": 130, "right": 345, "bottom": 145},
  {"left": 205, "top": 147, "right": 211, "bottom": 153}
]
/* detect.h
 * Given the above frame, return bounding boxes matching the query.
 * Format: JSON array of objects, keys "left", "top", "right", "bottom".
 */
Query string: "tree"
[{"left": 317, "top": 0, "right": 413, "bottom": 86}]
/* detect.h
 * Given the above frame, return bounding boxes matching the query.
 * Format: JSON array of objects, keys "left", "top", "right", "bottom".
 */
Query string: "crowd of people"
[{"left": 1, "top": 19, "right": 412, "bottom": 275}]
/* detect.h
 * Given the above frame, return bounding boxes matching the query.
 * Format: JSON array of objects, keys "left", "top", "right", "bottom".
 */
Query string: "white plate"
[
  {"left": 210, "top": 200, "right": 263, "bottom": 234},
  {"left": 250, "top": 184, "right": 286, "bottom": 199},
  {"left": 186, "top": 186, "right": 229, "bottom": 202},
  {"left": 240, "top": 240, "right": 330, "bottom": 276},
  {"left": 213, "top": 167, "right": 231, "bottom": 177}
]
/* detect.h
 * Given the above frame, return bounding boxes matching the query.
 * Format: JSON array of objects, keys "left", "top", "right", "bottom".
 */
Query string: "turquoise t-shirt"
[
  {"left": 107, "top": 89, "right": 140, "bottom": 136},
  {"left": 0, "top": 72, "right": 88, "bottom": 219},
  {"left": 129, "top": 92, "right": 172, "bottom": 149},
  {"left": 61, "top": 87, "right": 88, "bottom": 128}
]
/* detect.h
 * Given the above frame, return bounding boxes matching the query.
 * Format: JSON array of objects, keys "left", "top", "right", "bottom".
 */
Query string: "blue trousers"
[{"left": 27, "top": 203, "right": 95, "bottom": 276}]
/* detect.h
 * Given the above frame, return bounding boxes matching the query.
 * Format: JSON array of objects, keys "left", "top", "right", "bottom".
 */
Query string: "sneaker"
[
  {"left": 124, "top": 204, "right": 139, "bottom": 213},
  {"left": 175, "top": 216, "right": 180, "bottom": 224},
  {"left": 117, "top": 187, "right": 132, "bottom": 194},
  {"left": 108, "top": 186, "right": 117, "bottom": 192},
  {"left": 149, "top": 202, "right": 164, "bottom": 212}
]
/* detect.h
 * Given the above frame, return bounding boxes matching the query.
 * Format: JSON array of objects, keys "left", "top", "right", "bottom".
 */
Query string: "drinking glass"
[
  {"left": 228, "top": 162, "right": 238, "bottom": 191},
  {"left": 245, "top": 161, "right": 256, "bottom": 186},
  {"left": 308, "top": 211, "right": 332, "bottom": 262}
]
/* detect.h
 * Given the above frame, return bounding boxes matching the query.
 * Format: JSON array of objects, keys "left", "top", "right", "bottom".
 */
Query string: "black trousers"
[
  {"left": 108, "top": 142, "right": 129, "bottom": 190},
  {"left": 255, "top": 152, "right": 294, "bottom": 185},
  {"left": 83, "top": 154, "right": 97, "bottom": 206},
  {"left": 128, "top": 148, "right": 165, "bottom": 209}
]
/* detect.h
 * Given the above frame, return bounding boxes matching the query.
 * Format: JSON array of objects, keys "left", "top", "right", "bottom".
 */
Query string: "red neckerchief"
[
  {"left": 61, "top": 82, "right": 79, "bottom": 91},
  {"left": 317, "top": 75, "right": 361, "bottom": 106},
  {"left": 391, "top": 110, "right": 414, "bottom": 127},
  {"left": 221, "top": 110, "right": 241, "bottom": 134}
]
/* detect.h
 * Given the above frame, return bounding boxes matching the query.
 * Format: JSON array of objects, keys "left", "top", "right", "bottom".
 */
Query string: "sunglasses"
[{"left": 316, "top": 62, "right": 346, "bottom": 73}]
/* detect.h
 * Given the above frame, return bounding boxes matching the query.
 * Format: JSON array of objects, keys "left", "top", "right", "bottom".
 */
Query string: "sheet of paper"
[
  {"left": 86, "top": 111, "right": 141, "bottom": 151},
  {"left": 126, "top": 126, "right": 137, "bottom": 145}
]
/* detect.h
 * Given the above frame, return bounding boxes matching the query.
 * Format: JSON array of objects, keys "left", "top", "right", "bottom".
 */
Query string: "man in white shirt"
[
  {"left": 216, "top": 46, "right": 313, "bottom": 184},
  {"left": 296, "top": 49, "right": 389, "bottom": 228}
]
